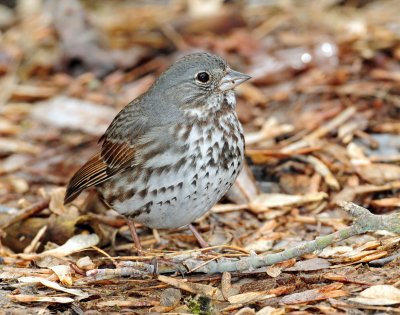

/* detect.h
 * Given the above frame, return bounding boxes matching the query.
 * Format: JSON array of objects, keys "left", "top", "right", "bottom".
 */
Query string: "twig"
[
  {"left": 182, "top": 202, "right": 400, "bottom": 274},
  {"left": 86, "top": 202, "right": 399, "bottom": 278},
  {"left": 86, "top": 261, "right": 155, "bottom": 281},
  {"left": 23, "top": 225, "right": 47, "bottom": 254},
  {"left": 282, "top": 106, "right": 356, "bottom": 153},
  {"left": 1, "top": 198, "right": 50, "bottom": 229}
]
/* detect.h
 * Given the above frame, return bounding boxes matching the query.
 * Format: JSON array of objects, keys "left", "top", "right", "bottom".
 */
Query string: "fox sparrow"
[{"left": 64, "top": 52, "right": 250, "bottom": 251}]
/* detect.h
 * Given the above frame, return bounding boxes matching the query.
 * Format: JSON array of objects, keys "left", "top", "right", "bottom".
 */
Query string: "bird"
[{"left": 64, "top": 52, "right": 251, "bottom": 253}]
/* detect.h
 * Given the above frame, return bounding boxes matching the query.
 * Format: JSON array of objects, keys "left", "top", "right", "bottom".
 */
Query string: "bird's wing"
[{"left": 64, "top": 102, "right": 148, "bottom": 204}]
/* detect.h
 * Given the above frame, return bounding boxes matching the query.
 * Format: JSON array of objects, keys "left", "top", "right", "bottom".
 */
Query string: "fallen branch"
[
  {"left": 183, "top": 202, "right": 400, "bottom": 273},
  {"left": 86, "top": 202, "right": 400, "bottom": 278},
  {"left": 1, "top": 198, "right": 50, "bottom": 230}
]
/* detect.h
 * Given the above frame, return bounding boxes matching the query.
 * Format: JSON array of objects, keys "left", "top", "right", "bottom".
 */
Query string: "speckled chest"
[{"left": 99, "top": 93, "right": 244, "bottom": 229}]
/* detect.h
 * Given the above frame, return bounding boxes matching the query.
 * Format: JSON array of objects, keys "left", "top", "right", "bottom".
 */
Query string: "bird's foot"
[
  {"left": 126, "top": 218, "right": 144, "bottom": 256},
  {"left": 188, "top": 223, "right": 209, "bottom": 249}
]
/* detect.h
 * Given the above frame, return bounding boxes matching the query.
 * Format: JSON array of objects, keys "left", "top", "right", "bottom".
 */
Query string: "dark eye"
[{"left": 196, "top": 72, "right": 210, "bottom": 83}]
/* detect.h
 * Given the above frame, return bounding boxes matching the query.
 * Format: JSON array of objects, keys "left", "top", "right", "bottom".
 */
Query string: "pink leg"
[
  {"left": 126, "top": 219, "right": 143, "bottom": 255},
  {"left": 188, "top": 224, "right": 209, "bottom": 248}
]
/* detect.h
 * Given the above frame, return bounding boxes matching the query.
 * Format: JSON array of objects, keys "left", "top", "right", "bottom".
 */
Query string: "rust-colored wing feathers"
[
  {"left": 101, "top": 139, "right": 136, "bottom": 170},
  {"left": 64, "top": 140, "right": 136, "bottom": 204},
  {"left": 64, "top": 153, "right": 108, "bottom": 204}
]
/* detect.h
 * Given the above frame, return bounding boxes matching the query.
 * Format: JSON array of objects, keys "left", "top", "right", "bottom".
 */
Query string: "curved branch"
[
  {"left": 86, "top": 202, "right": 400, "bottom": 279},
  {"left": 183, "top": 202, "right": 400, "bottom": 274}
]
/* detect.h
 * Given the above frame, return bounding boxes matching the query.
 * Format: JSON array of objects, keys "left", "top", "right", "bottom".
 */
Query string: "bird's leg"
[
  {"left": 126, "top": 218, "right": 143, "bottom": 255},
  {"left": 188, "top": 224, "right": 209, "bottom": 248}
]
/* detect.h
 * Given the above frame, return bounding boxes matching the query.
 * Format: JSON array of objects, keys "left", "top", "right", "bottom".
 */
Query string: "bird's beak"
[{"left": 218, "top": 69, "right": 251, "bottom": 92}]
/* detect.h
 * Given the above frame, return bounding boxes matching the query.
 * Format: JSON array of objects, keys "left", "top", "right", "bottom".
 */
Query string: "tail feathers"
[{"left": 64, "top": 153, "right": 109, "bottom": 204}]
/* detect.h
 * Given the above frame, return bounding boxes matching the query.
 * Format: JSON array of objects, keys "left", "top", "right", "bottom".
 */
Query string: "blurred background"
[
  {"left": 1, "top": 0, "right": 400, "bottom": 249},
  {"left": 0, "top": 0, "right": 400, "bottom": 313},
  {"left": 0, "top": 0, "right": 399, "bottom": 246}
]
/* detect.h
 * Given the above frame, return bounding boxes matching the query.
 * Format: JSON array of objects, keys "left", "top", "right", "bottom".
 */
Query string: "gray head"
[{"left": 150, "top": 52, "right": 251, "bottom": 110}]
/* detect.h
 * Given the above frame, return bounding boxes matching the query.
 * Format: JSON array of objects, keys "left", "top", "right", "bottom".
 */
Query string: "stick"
[
  {"left": 87, "top": 202, "right": 400, "bottom": 278},
  {"left": 183, "top": 202, "right": 400, "bottom": 273}
]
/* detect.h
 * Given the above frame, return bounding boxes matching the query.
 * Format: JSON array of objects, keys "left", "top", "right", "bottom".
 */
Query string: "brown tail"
[{"left": 64, "top": 153, "right": 109, "bottom": 204}]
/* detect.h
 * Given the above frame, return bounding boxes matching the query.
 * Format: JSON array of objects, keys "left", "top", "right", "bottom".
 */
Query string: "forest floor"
[{"left": 0, "top": 0, "right": 400, "bottom": 314}]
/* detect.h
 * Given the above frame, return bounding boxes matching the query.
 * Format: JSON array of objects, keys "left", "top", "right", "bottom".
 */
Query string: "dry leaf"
[
  {"left": 249, "top": 192, "right": 327, "bottom": 213},
  {"left": 234, "top": 307, "right": 256, "bottom": 315},
  {"left": 40, "top": 234, "right": 99, "bottom": 257},
  {"left": 356, "top": 163, "right": 400, "bottom": 185},
  {"left": 245, "top": 237, "right": 274, "bottom": 253},
  {"left": 221, "top": 272, "right": 238, "bottom": 300},
  {"left": 11, "top": 85, "right": 57, "bottom": 101},
  {"left": 76, "top": 256, "right": 96, "bottom": 270},
  {"left": 281, "top": 283, "right": 347, "bottom": 304},
  {"left": 0, "top": 138, "right": 39, "bottom": 154},
  {"left": 188, "top": 0, "right": 224, "bottom": 17},
  {"left": 245, "top": 118, "right": 294, "bottom": 145},
  {"left": 349, "top": 285, "right": 400, "bottom": 305},
  {"left": 158, "top": 275, "right": 224, "bottom": 301},
  {"left": 97, "top": 299, "right": 159, "bottom": 307},
  {"left": 266, "top": 265, "right": 281, "bottom": 278},
  {"left": 299, "top": 155, "right": 340, "bottom": 190},
  {"left": 49, "top": 188, "right": 68, "bottom": 215},
  {"left": 319, "top": 246, "right": 353, "bottom": 258},
  {"left": 371, "top": 197, "right": 400, "bottom": 208},
  {"left": 8, "top": 295, "right": 74, "bottom": 304},
  {"left": 49, "top": 265, "right": 73, "bottom": 286},
  {"left": 32, "top": 96, "right": 116, "bottom": 136},
  {"left": 227, "top": 162, "right": 260, "bottom": 204},
  {"left": 228, "top": 291, "right": 275, "bottom": 304},
  {"left": 333, "top": 181, "right": 400, "bottom": 203},
  {"left": 18, "top": 276, "right": 88, "bottom": 298},
  {"left": 286, "top": 258, "right": 331, "bottom": 271},
  {"left": 151, "top": 288, "right": 181, "bottom": 312},
  {"left": 256, "top": 306, "right": 285, "bottom": 315}
]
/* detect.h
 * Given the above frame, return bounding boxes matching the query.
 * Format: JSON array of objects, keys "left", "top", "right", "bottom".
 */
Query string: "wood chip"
[
  {"left": 349, "top": 285, "right": 400, "bottom": 305},
  {"left": 249, "top": 192, "right": 327, "bottom": 213},
  {"left": 158, "top": 275, "right": 225, "bottom": 301},
  {"left": 8, "top": 295, "right": 74, "bottom": 304},
  {"left": 281, "top": 283, "right": 347, "bottom": 304},
  {"left": 228, "top": 291, "right": 275, "bottom": 304}
]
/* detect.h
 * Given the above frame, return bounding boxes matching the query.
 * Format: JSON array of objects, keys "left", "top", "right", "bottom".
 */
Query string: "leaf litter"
[{"left": 0, "top": 0, "right": 399, "bottom": 314}]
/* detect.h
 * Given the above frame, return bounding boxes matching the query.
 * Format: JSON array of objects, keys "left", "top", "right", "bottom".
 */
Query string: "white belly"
[{"left": 99, "top": 102, "right": 244, "bottom": 229}]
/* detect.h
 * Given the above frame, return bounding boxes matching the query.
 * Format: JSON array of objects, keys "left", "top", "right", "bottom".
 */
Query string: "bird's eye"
[{"left": 196, "top": 72, "right": 210, "bottom": 83}]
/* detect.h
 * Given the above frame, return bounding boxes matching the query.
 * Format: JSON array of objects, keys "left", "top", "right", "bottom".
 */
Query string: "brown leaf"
[
  {"left": 323, "top": 273, "right": 373, "bottom": 285},
  {"left": 49, "top": 265, "right": 73, "bottom": 286},
  {"left": 281, "top": 283, "right": 347, "bottom": 304},
  {"left": 76, "top": 256, "right": 96, "bottom": 271},
  {"left": 18, "top": 277, "right": 88, "bottom": 297},
  {"left": 256, "top": 306, "right": 285, "bottom": 315},
  {"left": 234, "top": 307, "right": 256, "bottom": 315},
  {"left": 356, "top": 163, "right": 400, "bottom": 185},
  {"left": 8, "top": 295, "right": 74, "bottom": 304},
  {"left": 11, "top": 85, "right": 57, "bottom": 101},
  {"left": 97, "top": 299, "right": 159, "bottom": 308},
  {"left": 49, "top": 187, "right": 68, "bottom": 215},
  {"left": 32, "top": 96, "right": 116, "bottom": 136},
  {"left": 228, "top": 291, "right": 275, "bottom": 304},
  {"left": 157, "top": 275, "right": 224, "bottom": 301},
  {"left": 266, "top": 265, "right": 282, "bottom": 278},
  {"left": 249, "top": 192, "right": 327, "bottom": 213},
  {"left": 286, "top": 258, "right": 331, "bottom": 271},
  {"left": 227, "top": 161, "right": 260, "bottom": 204},
  {"left": 371, "top": 197, "right": 400, "bottom": 208},
  {"left": 333, "top": 181, "right": 400, "bottom": 204},
  {"left": 349, "top": 285, "right": 400, "bottom": 305},
  {"left": 221, "top": 272, "right": 239, "bottom": 300},
  {"left": 268, "top": 285, "right": 297, "bottom": 296},
  {"left": 0, "top": 138, "right": 39, "bottom": 154},
  {"left": 35, "top": 234, "right": 98, "bottom": 258}
]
